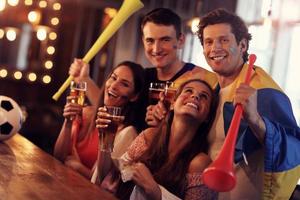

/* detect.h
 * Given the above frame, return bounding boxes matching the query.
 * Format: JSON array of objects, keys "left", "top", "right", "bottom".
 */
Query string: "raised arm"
[{"left": 69, "top": 58, "right": 101, "bottom": 106}]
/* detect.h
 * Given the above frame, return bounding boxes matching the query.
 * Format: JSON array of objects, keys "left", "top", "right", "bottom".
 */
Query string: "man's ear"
[
  {"left": 240, "top": 39, "right": 247, "bottom": 52},
  {"left": 177, "top": 33, "right": 185, "bottom": 49}
]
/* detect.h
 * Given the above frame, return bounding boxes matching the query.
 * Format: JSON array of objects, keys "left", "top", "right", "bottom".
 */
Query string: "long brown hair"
[
  {"left": 138, "top": 79, "right": 218, "bottom": 197},
  {"left": 87, "top": 61, "right": 145, "bottom": 133}
]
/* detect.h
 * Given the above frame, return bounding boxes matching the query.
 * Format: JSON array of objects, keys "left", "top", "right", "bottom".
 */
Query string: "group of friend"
[{"left": 53, "top": 8, "right": 300, "bottom": 200}]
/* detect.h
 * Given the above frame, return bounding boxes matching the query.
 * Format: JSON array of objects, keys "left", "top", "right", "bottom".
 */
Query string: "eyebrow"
[{"left": 184, "top": 86, "right": 211, "bottom": 97}]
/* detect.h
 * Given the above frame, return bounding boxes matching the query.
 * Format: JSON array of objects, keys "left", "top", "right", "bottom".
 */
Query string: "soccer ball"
[{"left": 0, "top": 96, "right": 23, "bottom": 141}]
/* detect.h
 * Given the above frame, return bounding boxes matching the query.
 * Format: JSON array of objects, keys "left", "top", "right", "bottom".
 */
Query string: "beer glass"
[
  {"left": 69, "top": 81, "right": 87, "bottom": 106},
  {"left": 99, "top": 106, "right": 122, "bottom": 152},
  {"left": 148, "top": 81, "right": 177, "bottom": 109}
]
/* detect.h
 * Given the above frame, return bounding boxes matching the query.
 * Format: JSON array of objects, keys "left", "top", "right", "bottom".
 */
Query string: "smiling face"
[
  {"left": 142, "top": 22, "right": 184, "bottom": 69},
  {"left": 202, "top": 23, "right": 246, "bottom": 78},
  {"left": 104, "top": 65, "right": 137, "bottom": 107},
  {"left": 173, "top": 81, "right": 212, "bottom": 123}
]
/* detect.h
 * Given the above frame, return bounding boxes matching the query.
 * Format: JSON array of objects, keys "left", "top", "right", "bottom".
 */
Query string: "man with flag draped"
[{"left": 197, "top": 8, "right": 300, "bottom": 200}]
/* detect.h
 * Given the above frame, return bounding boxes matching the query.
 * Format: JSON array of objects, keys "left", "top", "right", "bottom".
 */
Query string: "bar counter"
[{"left": 0, "top": 134, "right": 117, "bottom": 200}]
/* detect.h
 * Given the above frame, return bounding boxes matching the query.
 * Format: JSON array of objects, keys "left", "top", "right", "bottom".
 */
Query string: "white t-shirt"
[{"left": 208, "top": 84, "right": 263, "bottom": 200}]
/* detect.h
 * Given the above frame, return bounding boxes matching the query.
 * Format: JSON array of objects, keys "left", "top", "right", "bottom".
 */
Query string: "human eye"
[
  {"left": 162, "top": 37, "right": 172, "bottom": 42},
  {"left": 183, "top": 88, "right": 193, "bottom": 94},
  {"left": 145, "top": 38, "right": 154, "bottom": 45},
  {"left": 199, "top": 93, "right": 208, "bottom": 100},
  {"left": 121, "top": 81, "right": 130, "bottom": 88},
  {"left": 109, "top": 74, "right": 117, "bottom": 81},
  {"left": 204, "top": 39, "right": 213, "bottom": 46},
  {"left": 221, "top": 37, "right": 229, "bottom": 44}
]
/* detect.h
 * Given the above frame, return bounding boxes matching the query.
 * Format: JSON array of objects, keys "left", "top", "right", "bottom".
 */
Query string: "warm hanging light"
[
  {"left": 36, "top": 27, "right": 47, "bottom": 41},
  {"left": 51, "top": 17, "right": 59, "bottom": 26},
  {"left": 44, "top": 60, "right": 53, "bottom": 69},
  {"left": 53, "top": 2, "right": 61, "bottom": 11},
  {"left": 0, "top": 0, "right": 5, "bottom": 11},
  {"left": 14, "top": 71, "right": 22, "bottom": 80},
  {"left": 191, "top": 17, "right": 200, "bottom": 33},
  {"left": 47, "top": 46, "right": 55, "bottom": 55},
  {"left": 39, "top": 0, "right": 47, "bottom": 8},
  {"left": 6, "top": 28, "right": 17, "bottom": 41},
  {"left": 0, "top": 29, "right": 4, "bottom": 39},
  {"left": 28, "top": 72, "right": 37, "bottom": 82},
  {"left": 42, "top": 75, "right": 51, "bottom": 84},
  {"left": 24, "top": 0, "right": 33, "bottom": 6},
  {"left": 0, "top": 69, "right": 8, "bottom": 78},
  {"left": 28, "top": 10, "right": 41, "bottom": 24},
  {"left": 7, "top": 0, "right": 18, "bottom": 6},
  {"left": 49, "top": 32, "right": 57, "bottom": 40}
]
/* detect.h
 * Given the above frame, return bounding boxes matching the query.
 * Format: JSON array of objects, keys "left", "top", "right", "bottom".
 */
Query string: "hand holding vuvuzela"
[
  {"left": 52, "top": 0, "right": 144, "bottom": 101},
  {"left": 202, "top": 54, "right": 257, "bottom": 192}
]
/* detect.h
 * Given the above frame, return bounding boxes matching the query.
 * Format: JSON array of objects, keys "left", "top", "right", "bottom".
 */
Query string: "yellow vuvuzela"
[{"left": 52, "top": 0, "right": 144, "bottom": 101}]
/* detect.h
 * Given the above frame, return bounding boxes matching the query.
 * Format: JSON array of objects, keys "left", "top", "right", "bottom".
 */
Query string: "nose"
[
  {"left": 191, "top": 93, "right": 200, "bottom": 101},
  {"left": 153, "top": 41, "right": 162, "bottom": 54},
  {"left": 211, "top": 40, "right": 222, "bottom": 51},
  {"left": 109, "top": 80, "right": 119, "bottom": 90}
]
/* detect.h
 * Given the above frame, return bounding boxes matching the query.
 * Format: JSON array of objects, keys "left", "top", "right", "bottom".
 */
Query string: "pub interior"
[{"left": 0, "top": 0, "right": 299, "bottom": 199}]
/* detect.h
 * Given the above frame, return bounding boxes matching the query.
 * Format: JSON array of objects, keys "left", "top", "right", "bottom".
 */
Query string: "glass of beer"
[
  {"left": 68, "top": 81, "right": 87, "bottom": 120},
  {"left": 99, "top": 106, "right": 122, "bottom": 152},
  {"left": 164, "top": 81, "right": 177, "bottom": 109},
  {"left": 69, "top": 81, "right": 87, "bottom": 106},
  {"left": 149, "top": 81, "right": 177, "bottom": 109},
  {"left": 149, "top": 82, "right": 166, "bottom": 105}
]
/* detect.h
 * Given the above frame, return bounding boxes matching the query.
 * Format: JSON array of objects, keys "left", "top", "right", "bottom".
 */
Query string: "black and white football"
[{"left": 0, "top": 96, "right": 23, "bottom": 141}]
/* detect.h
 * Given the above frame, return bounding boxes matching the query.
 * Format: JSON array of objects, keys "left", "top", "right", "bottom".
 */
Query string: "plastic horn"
[
  {"left": 52, "top": 0, "right": 144, "bottom": 101},
  {"left": 202, "top": 54, "right": 257, "bottom": 192}
]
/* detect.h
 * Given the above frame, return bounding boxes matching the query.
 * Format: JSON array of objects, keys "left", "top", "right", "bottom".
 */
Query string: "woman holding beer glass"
[
  {"left": 54, "top": 60, "right": 145, "bottom": 180},
  {"left": 96, "top": 79, "right": 219, "bottom": 199}
]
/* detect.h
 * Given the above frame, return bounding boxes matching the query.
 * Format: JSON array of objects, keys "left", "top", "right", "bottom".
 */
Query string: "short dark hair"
[
  {"left": 141, "top": 8, "right": 182, "bottom": 38},
  {"left": 197, "top": 8, "right": 252, "bottom": 62}
]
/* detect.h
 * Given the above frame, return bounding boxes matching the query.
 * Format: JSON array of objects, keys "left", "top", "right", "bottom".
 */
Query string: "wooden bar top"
[{"left": 0, "top": 134, "right": 117, "bottom": 200}]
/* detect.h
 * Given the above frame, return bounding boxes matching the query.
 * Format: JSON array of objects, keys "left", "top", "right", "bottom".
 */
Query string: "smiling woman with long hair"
[
  {"left": 96, "top": 79, "right": 219, "bottom": 199},
  {"left": 53, "top": 60, "right": 145, "bottom": 180}
]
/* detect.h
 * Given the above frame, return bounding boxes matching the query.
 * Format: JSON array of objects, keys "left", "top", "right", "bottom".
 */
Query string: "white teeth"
[
  {"left": 108, "top": 91, "right": 118, "bottom": 98},
  {"left": 213, "top": 56, "right": 225, "bottom": 60},
  {"left": 185, "top": 102, "right": 198, "bottom": 110}
]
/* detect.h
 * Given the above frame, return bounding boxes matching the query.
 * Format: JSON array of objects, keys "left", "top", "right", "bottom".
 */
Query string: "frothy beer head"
[{"left": 70, "top": 81, "right": 87, "bottom": 106}]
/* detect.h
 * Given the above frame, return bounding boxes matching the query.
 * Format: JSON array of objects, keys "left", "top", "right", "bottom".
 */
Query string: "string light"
[
  {"left": 24, "top": 0, "right": 33, "bottom": 6},
  {"left": 0, "top": 29, "right": 4, "bottom": 39},
  {"left": 42, "top": 75, "right": 51, "bottom": 84},
  {"left": 1, "top": 0, "right": 62, "bottom": 84},
  {"left": 49, "top": 32, "right": 57, "bottom": 40},
  {"left": 28, "top": 10, "right": 41, "bottom": 24},
  {"left": 6, "top": 28, "right": 17, "bottom": 41},
  {"left": 0, "top": 69, "right": 8, "bottom": 78},
  {"left": 39, "top": 0, "right": 47, "bottom": 8},
  {"left": 53, "top": 3, "right": 61, "bottom": 11},
  {"left": 14, "top": 71, "right": 22, "bottom": 80},
  {"left": 36, "top": 27, "right": 47, "bottom": 41},
  {"left": 44, "top": 60, "right": 53, "bottom": 69},
  {"left": 7, "top": 0, "right": 18, "bottom": 7},
  {"left": 47, "top": 46, "right": 55, "bottom": 55},
  {"left": 51, "top": 17, "right": 59, "bottom": 26},
  {"left": 0, "top": 0, "right": 5, "bottom": 11},
  {"left": 28, "top": 72, "right": 37, "bottom": 82}
]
